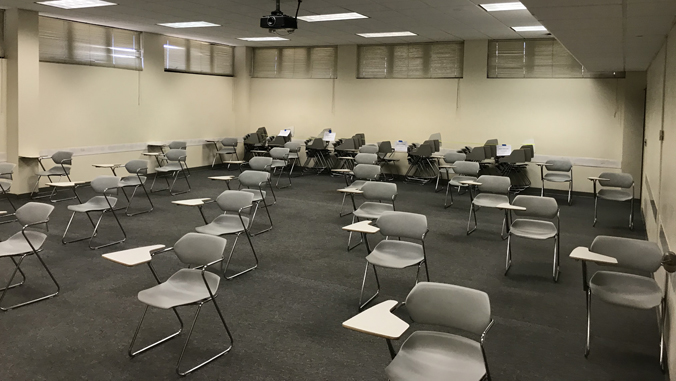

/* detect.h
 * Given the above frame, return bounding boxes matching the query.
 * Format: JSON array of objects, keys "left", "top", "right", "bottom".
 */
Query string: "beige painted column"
[
  {"left": 6, "top": 9, "right": 40, "bottom": 194},
  {"left": 233, "top": 46, "right": 251, "bottom": 157}
]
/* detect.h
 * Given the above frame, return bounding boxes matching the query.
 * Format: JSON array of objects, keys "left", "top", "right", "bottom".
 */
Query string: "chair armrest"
[
  {"left": 92, "top": 164, "right": 122, "bottom": 169},
  {"left": 535, "top": 162, "right": 553, "bottom": 167},
  {"left": 172, "top": 198, "right": 211, "bottom": 207},
  {"left": 342, "top": 220, "right": 380, "bottom": 234},
  {"left": 496, "top": 203, "right": 526, "bottom": 211},
  {"left": 459, "top": 180, "right": 482, "bottom": 186},
  {"left": 342, "top": 300, "right": 409, "bottom": 340},
  {"left": 45, "top": 181, "right": 85, "bottom": 188},
  {"left": 569, "top": 247, "right": 618, "bottom": 264},
  {"left": 588, "top": 176, "right": 610, "bottom": 181},
  {"left": 208, "top": 176, "right": 237, "bottom": 181},
  {"left": 142, "top": 152, "right": 162, "bottom": 157},
  {"left": 102, "top": 244, "right": 166, "bottom": 266}
]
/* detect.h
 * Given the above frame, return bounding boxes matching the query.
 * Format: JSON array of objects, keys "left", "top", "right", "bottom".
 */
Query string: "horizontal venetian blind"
[
  {"left": 252, "top": 47, "right": 337, "bottom": 78},
  {"left": 164, "top": 37, "right": 234, "bottom": 76},
  {"left": 358, "top": 42, "right": 463, "bottom": 79},
  {"left": 39, "top": 16, "right": 142, "bottom": 70},
  {"left": 488, "top": 39, "right": 624, "bottom": 78}
]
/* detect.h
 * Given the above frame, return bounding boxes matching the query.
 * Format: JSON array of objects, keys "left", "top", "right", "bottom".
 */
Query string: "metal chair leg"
[
  {"left": 176, "top": 298, "right": 234, "bottom": 376},
  {"left": 567, "top": 180, "right": 573, "bottom": 206},
  {"left": 347, "top": 215, "right": 364, "bottom": 251},
  {"left": 223, "top": 233, "right": 259, "bottom": 280},
  {"left": 128, "top": 305, "right": 184, "bottom": 357},
  {"left": 552, "top": 235, "right": 560, "bottom": 282},
  {"left": 585, "top": 289, "right": 591, "bottom": 357},
  {"left": 249, "top": 200, "right": 272, "bottom": 236},
  {"left": 88, "top": 208, "right": 126, "bottom": 250},
  {"left": 444, "top": 183, "right": 454, "bottom": 208},
  {"left": 359, "top": 263, "right": 380, "bottom": 311},
  {"left": 505, "top": 234, "right": 512, "bottom": 275},
  {"left": 467, "top": 204, "right": 478, "bottom": 235},
  {"left": 660, "top": 297, "right": 667, "bottom": 372},
  {"left": 593, "top": 196, "right": 598, "bottom": 227},
  {"left": 629, "top": 197, "right": 635, "bottom": 230},
  {"left": 125, "top": 184, "right": 154, "bottom": 216},
  {"left": 0, "top": 257, "right": 26, "bottom": 291},
  {"left": 169, "top": 170, "right": 191, "bottom": 196},
  {"left": 0, "top": 252, "right": 60, "bottom": 311}
]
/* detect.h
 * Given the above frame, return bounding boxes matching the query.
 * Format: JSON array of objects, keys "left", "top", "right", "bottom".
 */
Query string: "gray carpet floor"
[{"left": 0, "top": 167, "right": 666, "bottom": 381}]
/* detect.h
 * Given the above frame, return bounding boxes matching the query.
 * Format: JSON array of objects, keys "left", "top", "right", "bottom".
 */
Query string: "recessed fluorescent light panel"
[
  {"left": 297, "top": 12, "right": 368, "bottom": 22},
  {"left": 37, "top": 0, "right": 116, "bottom": 9},
  {"left": 512, "top": 26, "right": 547, "bottom": 32},
  {"left": 238, "top": 37, "right": 289, "bottom": 41},
  {"left": 357, "top": 31, "right": 417, "bottom": 38},
  {"left": 158, "top": 21, "right": 220, "bottom": 28},
  {"left": 480, "top": 2, "right": 526, "bottom": 11}
]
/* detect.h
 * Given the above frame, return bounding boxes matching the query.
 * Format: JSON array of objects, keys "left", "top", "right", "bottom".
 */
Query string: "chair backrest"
[
  {"left": 361, "top": 181, "right": 397, "bottom": 202},
  {"left": 465, "top": 147, "right": 486, "bottom": 161},
  {"left": 359, "top": 145, "right": 378, "bottom": 154},
  {"left": 173, "top": 232, "right": 227, "bottom": 273},
  {"left": 429, "top": 133, "right": 442, "bottom": 141},
  {"left": 354, "top": 133, "right": 366, "bottom": 147},
  {"left": 512, "top": 195, "right": 558, "bottom": 219},
  {"left": 378, "top": 141, "right": 392, "bottom": 154},
  {"left": 220, "top": 137, "right": 238, "bottom": 147},
  {"left": 453, "top": 161, "right": 480, "bottom": 176},
  {"left": 353, "top": 164, "right": 381, "bottom": 181},
  {"left": 52, "top": 151, "right": 73, "bottom": 165},
  {"left": 477, "top": 175, "right": 510, "bottom": 195},
  {"left": 307, "top": 138, "right": 325, "bottom": 150},
  {"left": 91, "top": 175, "right": 120, "bottom": 194},
  {"left": 355, "top": 153, "right": 378, "bottom": 165},
  {"left": 599, "top": 172, "right": 634, "bottom": 189},
  {"left": 165, "top": 149, "right": 186, "bottom": 162},
  {"left": 239, "top": 170, "right": 270, "bottom": 187},
  {"left": 168, "top": 141, "right": 187, "bottom": 150},
  {"left": 249, "top": 156, "right": 272, "bottom": 171},
  {"left": 0, "top": 163, "right": 15, "bottom": 180},
  {"left": 411, "top": 144, "right": 432, "bottom": 157},
  {"left": 590, "top": 236, "right": 662, "bottom": 273},
  {"left": 269, "top": 147, "right": 290, "bottom": 160},
  {"left": 520, "top": 145, "right": 534, "bottom": 161},
  {"left": 406, "top": 282, "right": 491, "bottom": 335},
  {"left": 377, "top": 211, "right": 427, "bottom": 240},
  {"left": 285, "top": 141, "right": 301, "bottom": 152},
  {"left": 216, "top": 190, "right": 254, "bottom": 213},
  {"left": 256, "top": 127, "right": 268, "bottom": 142},
  {"left": 16, "top": 202, "right": 55, "bottom": 226},
  {"left": 125, "top": 160, "right": 148, "bottom": 175},
  {"left": 545, "top": 159, "right": 572, "bottom": 172},
  {"left": 443, "top": 152, "right": 466, "bottom": 164}
]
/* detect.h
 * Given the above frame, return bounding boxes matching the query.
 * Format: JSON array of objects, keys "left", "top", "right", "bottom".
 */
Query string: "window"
[
  {"left": 39, "top": 16, "right": 142, "bottom": 70},
  {"left": 252, "top": 47, "right": 337, "bottom": 79},
  {"left": 164, "top": 37, "right": 234, "bottom": 76},
  {"left": 357, "top": 42, "right": 463, "bottom": 79},
  {"left": 488, "top": 39, "right": 624, "bottom": 78}
]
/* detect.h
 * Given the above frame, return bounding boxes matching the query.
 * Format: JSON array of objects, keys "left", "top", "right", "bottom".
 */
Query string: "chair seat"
[
  {"left": 0, "top": 231, "right": 47, "bottom": 257},
  {"left": 196, "top": 214, "right": 250, "bottom": 236},
  {"left": 385, "top": 331, "right": 486, "bottom": 381},
  {"left": 120, "top": 176, "right": 146, "bottom": 187},
  {"left": 472, "top": 193, "right": 509, "bottom": 208},
  {"left": 155, "top": 163, "right": 183, "bottom": 173},
  {"left": 271, "top": 159, "right": 286, "bottom": 168},
  {"left": 217, "top": 147, "right": 236, "bottom": 154},
  {"left": 590, "top": 271, "right": 662, "bottom": 309},
  {"left": 366, "top": 240, "right": 424, "bottom": 269},
  {"left": 242, "top": 189, "right": 267, "bottom": 202},
  {"left": 67, "top": 196, "right": 118, "bottom": 213},
  {"left": 138, "top": 268, "right": 220, "bottom": 309},
  {"left": 597, "top": 188, "right": 632, "bottom": 202},
  {"left": 353, "top": 202, "right": 394, "bottom": 220},
  {"left": 543, "top": 172, "right": 571, "bottom": 182},
  {"left": 510, "top": 219, "right": 557, "bottom": 240},
  {"left": 288, "top": 153, "right": 299, "bottom": 159},
  {"left": 449, "top": 175, "right": 477, "bottom": 187},
  {"left": 37, "top": 166, "right": 70, "bottom": 177}
]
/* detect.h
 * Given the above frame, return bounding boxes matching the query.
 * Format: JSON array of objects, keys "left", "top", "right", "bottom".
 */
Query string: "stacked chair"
[
  {"left": 31, "top": 151, "right": 76, "bottom": 202},
  {"left": 211, "top": 137, "right": 239, "bottom": 168}
]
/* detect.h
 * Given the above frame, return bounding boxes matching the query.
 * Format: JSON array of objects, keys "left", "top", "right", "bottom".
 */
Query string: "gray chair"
[
  {"left": 435, "top": 152, "right": 466, "bottom": 192},
  {"left": 338, "top": 163, "right": 381, "bottom": 217},
  {"left": 591, "top": 172, "right": 635, "bottom": 229},
  {"left": 168, "top": 141, "right": 187, "bottom": 150},
  {"left": 128, "top": 233, "right": 233, "bottom": 376},
  {"left": 505, "top": 195, "right": 560, "bottom": 281},
  {"left": 269, "top": 147, "right": 292, "bottom": 188},
  {"left": 284, "top": 141, "right": 302, "bottom": 176},
  {"left": 248, "top": 156, "right": 273, "bottom": 172},
  {"left": 119, "top": 160, "right": 154, "bottom": 216},
  {"left": 390, "top": 282, "right": 493, "bottom": 381},
  {"left": 467, "top": 175, "right": 511, "bottom": 237},
  {"left": 212, "top": 137, "right": 239, "bottom": 168},
  {"left": 0, "top": 202, "right": 58, "bottom": 311},
  {"left": 31, "top": 151, "right": 76, "bottom": 202},
  {"left": 195, "top": 191, "right": 258, "bottom": 280},
  {"left": 540, "top": 159, "right": 573, "bottom": 205},
  {"left": 150, "top": 149, "right": 190, "bottom": 195},
  {"left": 62, "top": 176, "right": 126, "bottom": 250},
  {"left": 0, "top": 163, "right": 17, "bottom": 224},
  {"left": 445, "top": 161, "right": 480, "bottom": 208},
  {"left": 238, "top": 170, "right": 275, "bottom": 235},
  {"left": 355, "top": 153, "right": 378, "bottom": 165},
  {"left": 359, "top": 211, "right": 429, "bottom": 310},
  {"left": 348, "top": 181, "right": 397, "bottom": 251},
  {"left": 581, "top": 236, "right": 664, "bottom": 369},
  {"left": 359, "top": 145, "right": 379, "bottom": 154}
]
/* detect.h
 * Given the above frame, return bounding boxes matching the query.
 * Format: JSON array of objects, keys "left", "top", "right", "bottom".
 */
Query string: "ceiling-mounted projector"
[{"left": 260, "top": 0, "right": 301, "bottom": 32}]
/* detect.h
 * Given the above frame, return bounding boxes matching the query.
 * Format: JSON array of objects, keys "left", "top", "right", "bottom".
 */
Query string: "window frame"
[
  {"left": 250, "top": 46, "right": 338, "bottom": 79},
  {"left": 163, "top": 37, "right": 234, "bottom": 77}
]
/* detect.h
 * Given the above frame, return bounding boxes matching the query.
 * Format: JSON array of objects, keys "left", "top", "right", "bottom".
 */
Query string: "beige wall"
[
  {"left": 643, "top": 22, "right": 676, "bottom": 379},
  {"left": 248, "top": 42, "right": 645, "bottom": 194}
]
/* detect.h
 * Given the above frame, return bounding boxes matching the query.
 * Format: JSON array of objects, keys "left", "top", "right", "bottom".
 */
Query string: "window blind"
[
  {"left": 39, "top": 16, "right": 142, "bottom": 71},
  {"left": 488, "top": 39, "right": 624, "bottom": 78},
  {"left": 252, "top": 47, "right": 337, "bottom": 79},
  {"left": 0, "top": 10, "right": 5, "bottom": 58},
  {"left": 164, "top": 37, "right": 234, "bottom": 76},
  {"left": 358, "top": 42, "right": 463, "bottom": 79}
]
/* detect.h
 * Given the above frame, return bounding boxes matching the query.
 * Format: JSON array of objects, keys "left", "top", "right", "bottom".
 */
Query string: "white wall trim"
[
  {"left": 36, "top": 138, "right": 222, "bottom": 157},
  {"left": 532, "top": 154, "right": 621, "bottom": 169}
]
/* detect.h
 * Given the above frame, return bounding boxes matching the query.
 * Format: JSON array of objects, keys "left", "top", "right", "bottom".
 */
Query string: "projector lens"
[{"left": 266, "top": 16, "right": 276, "bottom": 27}]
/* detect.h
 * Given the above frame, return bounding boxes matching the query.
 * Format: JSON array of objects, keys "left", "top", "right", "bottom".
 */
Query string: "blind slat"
[
  {"left": 164, "top": 37, "right": 233, "bottom": 76},
  {"left": 358, "top": 42, "right": 463, "bottom": 79},
  {"left": 252, "top": 47, "right": 337, "bottom": 79}
]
